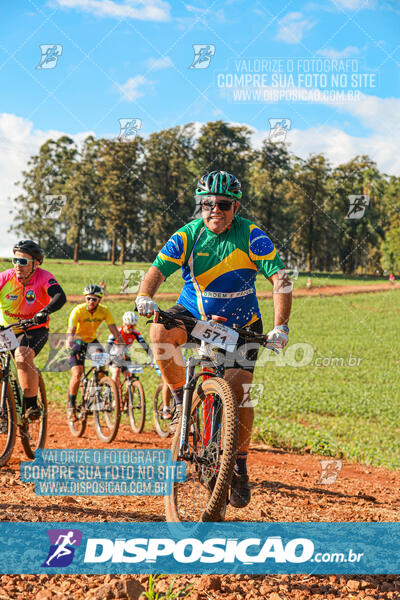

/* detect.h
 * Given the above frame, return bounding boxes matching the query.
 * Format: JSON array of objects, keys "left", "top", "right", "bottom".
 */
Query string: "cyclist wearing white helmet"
[
  {"left": 106, "top": 311, "right": 158, "bottom": 388},
  {"left": 66, "top": 284, "right": 124, "bottom": 413}
]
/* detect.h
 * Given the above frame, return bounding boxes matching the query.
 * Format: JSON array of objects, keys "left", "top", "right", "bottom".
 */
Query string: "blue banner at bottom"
[{"left": 0, "top": 522, "right": 398, "bottom": 574}]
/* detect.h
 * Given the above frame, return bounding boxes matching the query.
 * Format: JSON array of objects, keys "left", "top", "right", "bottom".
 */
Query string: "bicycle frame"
[
  {"left": 0, "top": 319, "right": 37, "bottom": 427},
  {"left": 0, "top": 336, "right": 34, "bottom": 427},
  {"left": 80, "top": 366, "right": 102, "bottom": 410},
  {"left": 180, "top": 352, "right": 224, "bottom": 459}
]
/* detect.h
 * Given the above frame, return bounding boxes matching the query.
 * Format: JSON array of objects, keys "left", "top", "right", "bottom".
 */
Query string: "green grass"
[
  {"left": 253, "top": 290, "right": 400, "bottom": 469},
  {"left": 4, "top": 259, "right": 399, "bottom": 469},
  {"left": 0, "top": 258, "right": 389, "bottom": 296}
]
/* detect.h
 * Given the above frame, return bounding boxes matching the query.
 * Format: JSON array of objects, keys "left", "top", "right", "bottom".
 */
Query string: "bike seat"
[{"left": 210, "top": 315, "right": 227, "bottom": 323}]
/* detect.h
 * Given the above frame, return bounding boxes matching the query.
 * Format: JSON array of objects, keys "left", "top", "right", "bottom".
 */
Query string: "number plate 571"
[{"left": 191, "top": 320, "right": 238, "bottom": 351}]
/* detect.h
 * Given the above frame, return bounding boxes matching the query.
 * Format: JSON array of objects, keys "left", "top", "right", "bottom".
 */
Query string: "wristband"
[
  {"left": 136, "top": 293, "right": 150, "bottom": 298},
  {"left": 277, "top": 324, "right": 289, "bottom": 333}
]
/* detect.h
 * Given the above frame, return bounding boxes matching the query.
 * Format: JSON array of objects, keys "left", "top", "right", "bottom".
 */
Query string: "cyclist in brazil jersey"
[
  {"left": 135, "top": 170, "right": 292, "bottom": 509},
  {"left": 66, "top": 284, "right": 124, "bottom": 414},
  {"left": 0, "top": 240, "right": 66, "bottom": 420}
]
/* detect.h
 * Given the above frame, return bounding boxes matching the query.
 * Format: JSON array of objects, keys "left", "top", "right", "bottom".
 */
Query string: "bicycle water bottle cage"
[{"left": 210, "top": 315, "right": 227, "bottom": 323}]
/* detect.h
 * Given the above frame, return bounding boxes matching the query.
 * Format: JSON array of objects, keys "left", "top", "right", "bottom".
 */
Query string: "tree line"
[{"left": 11, "top": 120, "right": 400, "bottom": 273}]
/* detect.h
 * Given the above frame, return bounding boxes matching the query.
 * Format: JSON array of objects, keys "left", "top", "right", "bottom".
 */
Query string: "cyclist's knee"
[
  {"left": 15, "top": 346, "right": 35, "bottom": 366},
  {"left": 150, "top": 322, "right": 186, "bottom": 346}
]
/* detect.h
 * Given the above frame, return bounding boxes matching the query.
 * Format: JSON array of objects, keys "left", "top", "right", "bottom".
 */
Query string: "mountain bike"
[
  {"left": 152, "top": 308, "right": 276, "bottom": 523},
  {"left": 0, "top": 319, "right": 47, "bottom": 466},
  {"left": 119, "top": 362, "right": 147, "bottom": 434},
  {"left": 67, "top": 352, "right": 119, "bottom": 443}
]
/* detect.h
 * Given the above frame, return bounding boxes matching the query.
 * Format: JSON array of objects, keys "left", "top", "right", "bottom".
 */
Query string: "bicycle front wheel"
[
  {"left": 67, "top": 381, "right": 87, "bottom": 438},
  {"left": 127, "top": 379, "right": 146, "bottom": 434},
  {"left": 20, "top": 373, "right": 47, "bottom": 459},
  {"left": 0, "top": 380, "right": 17, "bottom": 467},
  {"left": 94, "top": 376, "right": 120, "bottom": 443},
  {"left": 165, "top": 377, "right": 238, "bottom": 523},
  {"left": 153, "top": 383, "right": 170, "bottom": 438}
]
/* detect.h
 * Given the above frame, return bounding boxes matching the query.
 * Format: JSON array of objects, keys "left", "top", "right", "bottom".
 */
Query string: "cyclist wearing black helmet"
[
  {"left": 66, "top": 284, "right": 124, "bottom": 413},
  {"left": 0, "top": 240, "right": 66, "bottom": 420},
  {"left": 136, "top": 170, "right": 292, "bottom": 509}
]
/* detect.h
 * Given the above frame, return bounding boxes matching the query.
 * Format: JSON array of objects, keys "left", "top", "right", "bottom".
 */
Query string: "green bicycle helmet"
[{"left": 195, "top": 170, "right": 242, "bottom": 200}]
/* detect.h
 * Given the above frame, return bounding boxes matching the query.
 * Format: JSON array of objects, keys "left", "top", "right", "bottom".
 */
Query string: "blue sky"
[{"left": 0, "top": 0, "right": 399, "bottom": 253}]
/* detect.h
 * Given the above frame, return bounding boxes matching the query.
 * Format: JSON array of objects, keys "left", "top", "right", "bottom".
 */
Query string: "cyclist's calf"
[
  {"left": 225, "top": 368, "right": 254, "bottom": 455},
  {"left": 70, "top": 365, "right": 83, "bottom": 381},
  {"left": 14, "top": 345, "right": 38, "bottom": 396},
  {"left": 224, "top": 368, "right": 253, "bottom": 406}
]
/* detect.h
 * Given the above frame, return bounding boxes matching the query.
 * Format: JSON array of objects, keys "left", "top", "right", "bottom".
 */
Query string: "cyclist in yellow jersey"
[{"left": 66, "top": 285, "right": 124, "bottom": 412}]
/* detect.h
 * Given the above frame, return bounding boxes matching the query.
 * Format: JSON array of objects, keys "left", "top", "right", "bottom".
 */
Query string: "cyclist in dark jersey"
[{"left": 136, "top": 170, "right": 292, "bottom": 509}]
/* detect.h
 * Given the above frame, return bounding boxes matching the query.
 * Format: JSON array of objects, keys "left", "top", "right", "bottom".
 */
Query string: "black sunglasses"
[
  {"left": 201, "top": 200, "right": 235, "bottom": 211},
  {"left": 86, "top": 297, "right": 100, "bottom": 302}
]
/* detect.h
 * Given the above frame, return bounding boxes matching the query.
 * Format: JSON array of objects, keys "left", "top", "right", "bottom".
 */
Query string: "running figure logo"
[
  {"left": 42, "top": 529, "right": 82, "bottom": 567},
  {"left": 317, "top": 459, "right": 342, "bottom": 485},
  {"left": 189, "top": 45, "right": 215, "bottom": 69},
  {"left": 36, "top": 45, "right": 63, "bottom": 69},
  {"left": 118, "top": 119, "right": 142, "bottom": 139},
  {"left": 268, "top": 119, "right": 291, "bottom": 143},
  {"left": 346, "top": 195, "right": 370, "bottom": 219}
]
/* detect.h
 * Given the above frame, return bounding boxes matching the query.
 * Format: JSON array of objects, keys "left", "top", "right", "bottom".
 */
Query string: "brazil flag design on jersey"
[{"left": 153, "top": 216, "right": 284, "bottom": 328}]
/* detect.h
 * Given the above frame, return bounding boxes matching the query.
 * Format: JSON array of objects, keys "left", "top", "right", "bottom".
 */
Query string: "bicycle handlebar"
[
  {"left": 0, "top": 318, "right": 36, "bottom": 332},
  {"left": 153, "top": 308, "right": 278, "bottom": 351}
]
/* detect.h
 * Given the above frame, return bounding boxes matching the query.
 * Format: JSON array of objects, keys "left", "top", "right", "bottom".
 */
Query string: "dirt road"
[
  {"left": 66, "top": 282, "right": 399, "bottom": 303},
  {"left": 1, "top": 410, "right": 399, "bottom": 599}
]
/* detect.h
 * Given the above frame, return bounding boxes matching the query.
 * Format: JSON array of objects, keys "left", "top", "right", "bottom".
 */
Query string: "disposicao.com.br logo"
[
  {"left": 37, "top": 527, "right": 366, "bottom": 574},
  {"left": 83, "top": 536, "right": 358, "bottom": 565}
]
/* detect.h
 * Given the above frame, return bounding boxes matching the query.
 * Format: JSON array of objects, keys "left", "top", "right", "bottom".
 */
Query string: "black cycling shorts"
[
  {"left": 162, "top": 304, "right": 263, "bottom": 373},
  {"left": 68, "top": 339, "right": 104, "bottom": 367},
  {"left": 15, "top": 327, "right": 49, "bottom": 357}
]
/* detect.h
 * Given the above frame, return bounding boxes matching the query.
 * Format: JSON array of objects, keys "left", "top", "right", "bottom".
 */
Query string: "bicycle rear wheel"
[
  {"left": 94, "top": 376, "right": 120, "bottom": 443},
  {"left": 127, "top": 379, "right": 146, "bottom": 434},
  {"left": 153, "top": 383, "right": 170, "bottom": 438},
  {"left": 20, "top": 373, "right": 47, "bottom": 459},
  {"left": 67, "top": 381, "right": 87, "bottom": 438},
  {"left": 165, "top": 377, "right": 238, "bottom": 523},
  {"left": 0, "top": 380, "right": 17, "bottom": 467}
]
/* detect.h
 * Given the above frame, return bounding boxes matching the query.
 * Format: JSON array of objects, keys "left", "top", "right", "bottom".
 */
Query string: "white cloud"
[
  {"left": 317, "top": 46, "right": 360, "bottom": 58},
  {"left": 245, "top": 90, "right": 400, "bottom": 172},
  {"left": 331, "top": 0, "right": 375, "bottom": 9},
  {"left": 246, "top": 123, "right": 400, "bottom": 174},
  {"left": 0, "top": 113, "right": 93, "bottom": 257},
  {"left": 54, "top": 0, "right": 171, "bottom": 21},
  {"left": 185, "top": 3, "right": 225, "bottom": 20},
  {"left": 145, "top": 56, "right": 173, "bottom": 71},
  {"left": 178, "top": 3, "right": 225, "bottom": 28},
  {"left": 275, "top": 12, "right": 316, "bottom": 44},
  {"left": 117, "top": 75, "right": 154, "bottom": 101}
]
